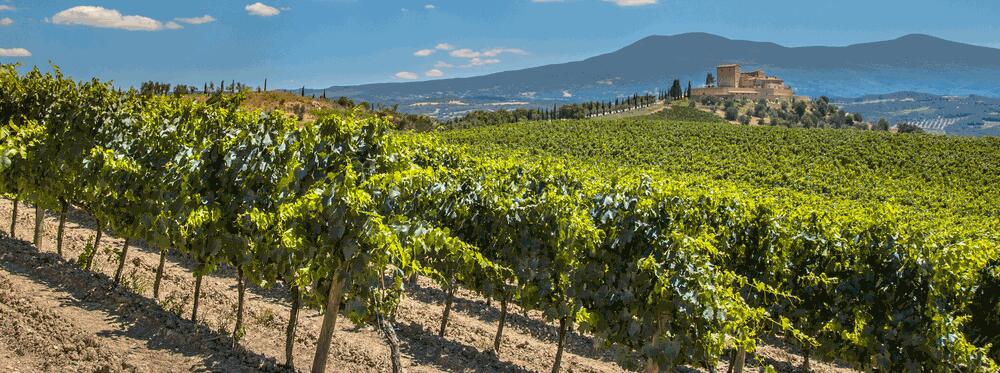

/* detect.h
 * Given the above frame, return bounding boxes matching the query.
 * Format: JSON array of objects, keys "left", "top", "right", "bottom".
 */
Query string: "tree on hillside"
[
  {"left": 337, "top": 96, "right": 354, "bottom": 108},
  {"left": 173, "top": 85, "right": 193, "bottom": 96},
  {"left": 668, "top": 80, "right": 683, "bottom": 99},
  {"left": 725, "top": 107, "right": 739, "bottom": 121},
  {"left": 705, "top": 73, "right": 715, "bottom": 87},
  {"left": 876, "top": 118, "right": 891, "bottom": 131},
  {"left": 686, "top": 81, "right": 692, "bottom": 98},
  {"left": 897, "top": 123, "right": 925, "bottom": 133},
  {"left": 140, "top": 81, "right": 171, "bottom": 96},
  {"left": 793, "top": 101, "right": 808, "bottom": 119}
]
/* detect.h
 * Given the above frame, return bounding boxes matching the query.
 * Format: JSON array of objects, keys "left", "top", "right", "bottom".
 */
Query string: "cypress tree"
[{"left": 669, "top": 80, "right": 683, "bottom": 99}]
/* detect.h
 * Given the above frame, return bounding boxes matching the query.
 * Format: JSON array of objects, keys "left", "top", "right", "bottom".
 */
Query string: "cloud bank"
[
  {"left": 52, "top": 6, "right": 215, "bottom": 31},
  {"left": 0, "top": 48, "right": 31, "bottom": 57},
  {"left": 246, "top": 3, "right": 281, "bottom": 17},
  {"left": 52, "top": 6, "right": 164, "bottom": 31}
]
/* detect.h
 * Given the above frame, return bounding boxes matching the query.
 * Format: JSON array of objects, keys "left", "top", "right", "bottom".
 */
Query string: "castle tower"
[{"left": 717, "top": 64, "right": 740, "bottom": 88}]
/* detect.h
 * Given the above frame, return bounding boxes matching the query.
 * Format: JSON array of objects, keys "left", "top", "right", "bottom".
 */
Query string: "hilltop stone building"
[{"left": 692, "top": 64, "right": 800, "bottom": 100}]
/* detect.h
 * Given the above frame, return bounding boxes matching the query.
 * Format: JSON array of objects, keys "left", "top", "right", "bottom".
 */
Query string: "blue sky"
[{"left": 1, "top": 0, "right": 999, "bottom": 89}]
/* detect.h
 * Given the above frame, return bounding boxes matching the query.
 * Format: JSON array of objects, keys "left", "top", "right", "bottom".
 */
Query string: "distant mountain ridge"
[{"left": 311, "top": 33, "right": 1000, "bottom": 118}]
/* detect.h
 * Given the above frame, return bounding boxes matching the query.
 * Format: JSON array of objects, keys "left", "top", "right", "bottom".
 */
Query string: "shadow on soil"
[
  {"left": 394, "top": 320, "right": 533, "bottom": 373},
  {"left": 0, "top": 235, "right": 290, "bottom": 372},
  {"left": 3, "top": 201, "right": 638, "bottom": 372},
  {"left": 406, "top": 279, "right": 627, "bottom": 365}
]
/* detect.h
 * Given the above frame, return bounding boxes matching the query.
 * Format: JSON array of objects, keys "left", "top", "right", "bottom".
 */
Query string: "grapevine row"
[{"left": 1, "top": 66, "right": 998, "bottom": 372}]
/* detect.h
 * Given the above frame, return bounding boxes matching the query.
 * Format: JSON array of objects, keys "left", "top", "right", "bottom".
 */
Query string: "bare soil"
[{"left": 0, "top": 199, "right": 855, "bottom": 372}]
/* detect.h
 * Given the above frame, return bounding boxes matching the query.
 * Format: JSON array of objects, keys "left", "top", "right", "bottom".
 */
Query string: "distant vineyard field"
[
  {"left": 437, "top": 117, "right": 1000, "bottom": 233},
  {"left": 434, "top": 115, "right": 1000, "bottom": 370}
]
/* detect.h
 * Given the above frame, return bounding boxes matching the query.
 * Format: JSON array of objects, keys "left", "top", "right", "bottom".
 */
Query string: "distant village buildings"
[{"left": 692, "top": 64, "right": 804, "bottom": 100}]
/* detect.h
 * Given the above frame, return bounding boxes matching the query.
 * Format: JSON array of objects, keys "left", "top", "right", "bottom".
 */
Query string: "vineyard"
[
  {"left": 434, "top": 115, "right": 1000, "bottom": 370},
  {"left": 1, "top": 65, "right": 999, "bottom": 373}
]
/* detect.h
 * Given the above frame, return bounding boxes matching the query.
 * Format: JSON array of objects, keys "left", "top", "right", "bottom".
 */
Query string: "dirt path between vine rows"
[{"left": 0, "top": 199, "right": 855, "bottom": 372}]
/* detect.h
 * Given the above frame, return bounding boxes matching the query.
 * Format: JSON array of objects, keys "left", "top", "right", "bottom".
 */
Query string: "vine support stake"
[
  {"left": 233, "top": 265, "right": 246, "bottom": 347},
  {"left": 153, "top": 248, "right": 167, "bottom": 299},
  {"left": 311, "top": 269, "right": 345, "bottom": 373},
  {"left": 191, "top": 273, "right": 203, "bottom": 322},
  {"left": 86, "top": 219, "right": 103, "bottom": 271},
  {"left": 551, "top": 316, "right": 569, "bottom": 373},
  {"left": 732, "top": 347, "right": 745, "bottom": 373},
  {"left": 32, "top": 205, "right": 44, "bottom": 247},
  {"left": 439, "top": 278, "right": 456, "bottom": 338},
  {"left": 114, "top": 238, "right": 130, "bottom": 286},
  {"left": 493, "top": 294, "right": 508, "bottom": 354},
  {"left": 10, "top": 197, "right": 18, "bottom": 238},
  {"left": 56, "top": 199, "right": 67, "bottom": 256},
  {"left": 378, "top": 315, "right": 403, "bottom": 373},
  {"left": 285, "top": 285, "right": 301, "bottom": 369}
]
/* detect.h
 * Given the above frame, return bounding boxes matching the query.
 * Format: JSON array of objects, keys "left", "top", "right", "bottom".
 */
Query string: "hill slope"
[
  {"left": 315, "top": 33, "right": 1000, "bottom": 115},
  {"left": 833, "top": 92, "right": 1000, "bottom": 136}
]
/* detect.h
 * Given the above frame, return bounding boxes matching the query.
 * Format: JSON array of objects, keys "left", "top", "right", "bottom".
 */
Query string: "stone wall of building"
[
  {"left": 717, "top": 64, "right": 740, "bottom": 88},
  {"left": 690, "top": 86, "right": 795, "bottom": 99},
  {"left": 692, "top": 64, "right": 802, "bottom": 100}
]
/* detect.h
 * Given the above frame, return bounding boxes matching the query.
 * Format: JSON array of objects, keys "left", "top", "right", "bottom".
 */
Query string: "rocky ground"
[{"left": 0, "top": 199, "right": 854, "bottom": 372}]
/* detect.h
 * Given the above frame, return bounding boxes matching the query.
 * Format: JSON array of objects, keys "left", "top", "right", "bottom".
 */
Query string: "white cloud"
[
  {"left": 562, "top": 90, "right": 573, "bottom": 98},
  {"left": 482, "top": 48, "right": 527, "bottom": 57},
  {"left": 449, "top": 48, "right": 479, "bottom": 59},
  {"left": 394, "top": 71, "right": 419, "bottom": 80},
  {"left": 414, "top": 49, "right": 435, "bottom": 57},
  {"left": 531, "top": 0, "right": 565, "bottom": 2},
  {"left": 435, "top": 43, "right": 454, "bottom": 51},
  {"left": 176, "top": 15, "right": 215, "bottom": 25},
  {"left": 604, "top": 0, "right": 657, "bottom": 6},
  {"left": 425, "top": 69, "right": 444, "bottom": 78},
  {"left": 424, "top": 4, "right": 436, "bottom": 10},
  {"left": 434, "top": 61, "right": 454, "bottom": 68},
  {"left": 0, "top": 5, "right": 14, "bottom": 12},
  {"left": 0, "top": 48, "right": 31, "bottom": 57},
  {"left": 246, "top": 2, "right": 280, "bottom": 17},
  {"left": 448, "top": 47, "right": 527, "bottom": 67},
  {"left": 51, "top": 6, "right": 211, "bottom": 31},
  {"left": 52, "top": 6, "right": 165, "bottom": 31},
  {"left": 451, "top": 47, "right": 527, "bottom": 59},
  {"left": 464, "top": 57, "right": 500, "bottom": 67},
  {"left": 0, "top": 17, "right": 11, "bottom": 26}
]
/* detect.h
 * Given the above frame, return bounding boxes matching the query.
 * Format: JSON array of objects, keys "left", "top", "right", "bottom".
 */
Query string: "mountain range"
[{"left": 310, "top": 33, "right": 1000, "bottom": 119}]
